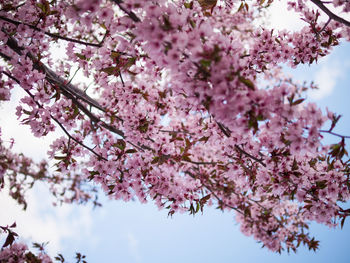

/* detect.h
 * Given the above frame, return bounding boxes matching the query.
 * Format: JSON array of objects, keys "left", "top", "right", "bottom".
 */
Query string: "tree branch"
[
  {"left": 216, "top": 121, "right": 267, "bottom": 167},
  {"left": 2, "top": 31, "right": 125, "bottom": 139},
  {"left": 110, "top": 0, "right": 141, "bottom": 22},
  {"left": 1, "top": 70, "right": 107, "bottom": 160},
  {"left": 234, "top": 145, "right": 266, "bottom": 167},
  {"left": 0, "top": 15, "right": 104, "bottom": 47},
  {"left": 310, "top": 0, "right": 350, "bottom": 27},
  {"left": 319, "top": 129, "right": 350, "bottom": 139}
]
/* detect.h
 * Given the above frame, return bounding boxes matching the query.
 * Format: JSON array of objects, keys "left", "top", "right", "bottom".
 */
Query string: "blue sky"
[{"left": 1, "top": 2, "right": 350, "bottom": 263}]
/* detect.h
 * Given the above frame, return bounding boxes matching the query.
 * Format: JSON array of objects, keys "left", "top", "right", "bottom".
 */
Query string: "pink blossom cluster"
[
  {"left": 332, "top": 0, "right": 350, "bottom": 12},
  {"left": 0, "top": 243, "right": 52, "bottom": 263},
  {"left": 1, "top": 0, "right": 350, "bottom": 253},
  {"left": 0, "top": 126, "right": 99, "bottom": 208}
]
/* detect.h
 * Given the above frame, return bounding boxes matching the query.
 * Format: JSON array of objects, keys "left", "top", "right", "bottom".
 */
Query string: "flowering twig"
[{"left": 0, "top": 15, "right": 104, "bottom": 47}]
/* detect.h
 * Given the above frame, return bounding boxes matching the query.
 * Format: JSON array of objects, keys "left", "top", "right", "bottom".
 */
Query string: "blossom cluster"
[
  {"left": 0, "top": 0, "right": 350, "bottom": 253},
  {"left": 0, "top": 243, "right": 52, "bottom": 263}
]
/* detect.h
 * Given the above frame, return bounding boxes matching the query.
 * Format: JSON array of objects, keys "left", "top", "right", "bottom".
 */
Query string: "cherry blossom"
[{"left": 1, "top": 0, "right": 350, "bottom": 256}]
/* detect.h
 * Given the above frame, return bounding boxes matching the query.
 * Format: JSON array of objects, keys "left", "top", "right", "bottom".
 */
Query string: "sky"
[{"left": 1, "top": 1, "right": 350, "bottom": 263}]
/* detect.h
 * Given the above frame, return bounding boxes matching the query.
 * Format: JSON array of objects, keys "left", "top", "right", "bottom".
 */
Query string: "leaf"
[
  {"left": 182, "top": 154, "right": 192, "bottom": 162},
  {"left": 137, "top": 119, "right": 149, "bottom": 133},
  {"left": 199, "top": 194, "right": 211, "bottom": 206},
  {"left": 217, "top": 165, "right": 227, "bottom": 171},
  {"left": 292, "top": 98, "right": 305, "bottom": 106},
  {"left": 198, "top": 136, "right": 210, "bottom": 143},
  {"left": 184, "top": 2, "right": 193, "bottom": 9},
  {"left": 54, "top": 155, "right": 67, "bottom": 160},
  {"left": 197, "top": 0, "right": 217, "bottom": 11},
  {"left": 107, "top": 185, "right": 115, "bottom": 195},
  {"left": 123, "top": 57, "right": 137, "bottom": 69},
  {"left": 237, "top": 2, "right": 244, "bottom": 12},
  {"left": 308, "top": 238, "right": 319, "bottom": 251},
  {"left": 189, "top": 19, "right": 196, "bottom": 28},
  {"left": 330, "top": 113, "right": 341, "bottom": 132},
  {"left": 110, "top": 51, "right": 121, "bottom": 60},
  {"left": 195, "top": 202, "right": 200, "bottom": 213},
  {"left": 125, "top": 149, "right": 137, "bottom": 154},
  {"left": 292, "top": 158, "right": 299, "bottom": 170},
  {"left": 304, "top": 204, "right": 313, "bottom": 210},
  {"left": 75, "top": 53, "right": 86, "bottom": 60},
  {"left": 151, "top": 156, "right": 160, "bottom": 164},
  {"left": 248, "top": 113, "right": 258, "bottom": 134},
  {"left": 72, "top": 105, "right": 80, "bottom": 118},
  {"left": 101, "top": 66, "right": 118, "bottom": 75},
  {"left": 168, "top": 210, "right": 175, "bottom": 217},
  {"left": 114, "top": 139, "right": 126, "bottom": 151},
  {"left": 48, "top": 10, "right": 59, "bottom": 16},
  {"left": 238, "top": 76, "right": 255, "bottom": 90},
  {"left": 54, "top": 253, "right": 65, "bottom": 262},
  {"left": 185, "top": 138, "right": 191, "bottom": 148},
  {"left": 2, "top": 231, "right": 17, "bottom": 248},
  {"left": 37, "top": 0, "right": 50, "bottom": 15},
  {"left": 25, "top": 251, "right": 41, "bottom": 263},
  {"left": 199, "top": 59, "right": 211, "bottom": 68},
  {"left": 2, "top": 4, "right": 17, "bottom": 11},
  {"left": 341, "top": 216, "right": 346, "bottom": 229},
  {"left": 316, "top": 180, "right": 327, "bottom": 189}
]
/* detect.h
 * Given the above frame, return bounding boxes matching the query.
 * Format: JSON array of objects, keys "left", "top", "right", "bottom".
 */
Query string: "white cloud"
[
  {"left": 253, "top": 0, "right": 327, "bottom": 35},
  {"left": 263, "top": 1, "right": 305, "bottom": 31},
  {"left": 265, "top": 0, "right": 350, "bottom": 32},
  {"left": 0, "top": 89, "right": 64, "bottom": 162},
  {"left": 126, "top": 232, "right": 141, "bottom": 262},
  {"left": 308, "top": 60, "right": 343, "bottom": 100},
  {"left": 0, "top": 183, "right": 93, "bottom": 256},
  {"left": 0, "top": 38, "right": 96, "bottom": 260}
]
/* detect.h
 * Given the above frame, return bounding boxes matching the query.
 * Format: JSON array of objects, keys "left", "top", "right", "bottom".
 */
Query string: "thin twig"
[
  {"left": 319, "top": 130, "right": 350, "bottom": 139},
  {"left": 234, "top": 145, "right": 266, "bottom": 167},
  {"left": 319, "top": 17, "right": 332, "bottom": 34},
  {"left": 119, "top": 71, "right": 125, "bottom": 87},
  {"left": 17, "top": 80, "right": 109, "bottom": 161},
  {"left": 110, "top": 0, "right": 141, "bottom": 22},
  {"left": 216, "top": 121, "right": 266, "bottom": 167},
  {"left": 183, "top": 159, "right": 218, "bottom": 165},
  {"left": 0, "top": 15, "right": 104, "bottom": 47},
  {"left": 159, "top": 130, "right": 195, "bottom": 135}
]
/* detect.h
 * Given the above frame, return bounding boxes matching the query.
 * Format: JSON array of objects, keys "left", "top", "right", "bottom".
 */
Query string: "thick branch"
[
  {"left": 2, "top": 31, "right": 125, "bottom": 139},
  {"left": 310, "top": 0, "right": 350, "bottom": 27},
  {"left": 2, "top": 71, "right": 108, "bottom": 161}
]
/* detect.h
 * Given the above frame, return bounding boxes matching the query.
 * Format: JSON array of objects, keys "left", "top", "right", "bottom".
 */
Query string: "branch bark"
[
  {"left": 2, "top": 30, "right": 125, "bottom": 138},
  {"left": 310, "top": 0, "right": 350, "bottom": 27}
]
